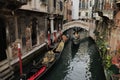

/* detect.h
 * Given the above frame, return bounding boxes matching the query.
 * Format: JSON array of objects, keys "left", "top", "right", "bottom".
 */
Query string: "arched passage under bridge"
[{"left": 62, "top": 20, "right": 96, "bottom": 39}]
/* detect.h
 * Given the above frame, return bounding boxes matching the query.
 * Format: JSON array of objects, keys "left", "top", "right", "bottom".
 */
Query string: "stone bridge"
[{"left": 62, "top": 20, "right": 96, "bottom": 39}]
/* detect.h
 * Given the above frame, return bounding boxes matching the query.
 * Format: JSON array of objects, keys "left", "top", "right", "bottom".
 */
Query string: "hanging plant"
[{"left": 105, "top": 55, "right": 112, "bottom": 69}]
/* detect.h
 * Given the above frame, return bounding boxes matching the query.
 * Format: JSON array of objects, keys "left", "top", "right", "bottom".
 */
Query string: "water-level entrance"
[{"left": 0, "top": 15, "right": 7, "bottom": 61}]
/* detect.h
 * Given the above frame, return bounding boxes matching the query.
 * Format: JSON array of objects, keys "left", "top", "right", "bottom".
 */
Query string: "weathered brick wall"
[
  {"left": 25, "top": 27, "right": 32, "bottom": 51},
  {"left": 10, "top": 10, "right": 47, "bottom": 59},
  {"left": 109, "top": 11, "right": 120, "bottom": 53},
  {"left": 11, "top": 39, "right": 22, "bottom": 58},
  {"left": 110, "top": 28, "right": 120, "bottom": 52}
]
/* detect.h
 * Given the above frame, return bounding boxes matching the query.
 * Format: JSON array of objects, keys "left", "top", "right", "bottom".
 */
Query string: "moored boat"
[{"left": 20, "top": 40, "right": 65, "bottom": 80}]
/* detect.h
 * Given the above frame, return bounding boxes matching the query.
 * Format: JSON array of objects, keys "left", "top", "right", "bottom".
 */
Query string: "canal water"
[
  {"left": 14, "top": 29, "right": 106, "bottom": 80},
  {"left": 41, "top": 37, "right": 106, "bottom": 80}
]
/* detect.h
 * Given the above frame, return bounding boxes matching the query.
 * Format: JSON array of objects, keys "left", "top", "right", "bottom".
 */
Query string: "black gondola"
[{"left": 23, "top": 41, "right": 65, "bottom": 80}]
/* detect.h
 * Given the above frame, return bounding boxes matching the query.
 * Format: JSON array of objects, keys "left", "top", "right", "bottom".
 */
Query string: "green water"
[
  {"left": 41, "top": 37, "right": 106, "bottom": 80},
  {"left": 14, "top": 37, "right": 106, "bottom": 80}
]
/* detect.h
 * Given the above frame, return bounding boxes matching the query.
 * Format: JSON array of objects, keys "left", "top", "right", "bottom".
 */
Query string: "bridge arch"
[{"left": 62, "top": 20, "right": 96, "bottom": 39}]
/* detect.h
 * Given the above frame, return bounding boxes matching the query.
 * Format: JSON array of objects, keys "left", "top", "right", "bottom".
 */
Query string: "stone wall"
[
  {"left": 109, "top": 28, "right": 120, "bottom": 52},
  {"left": 109, "top": 11, "right": 120, "bottom": 54}
]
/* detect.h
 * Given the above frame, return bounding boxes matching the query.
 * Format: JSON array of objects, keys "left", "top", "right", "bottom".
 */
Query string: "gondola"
[{"left": 23, "top": 41, "right": 65, "bottom": 80}]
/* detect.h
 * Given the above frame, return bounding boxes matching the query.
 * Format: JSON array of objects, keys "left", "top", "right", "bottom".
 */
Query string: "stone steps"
[
  {"left": 0, "top": 60, "right": 14, "bottom": 80},
  {"left": 0, "top": 60, "right": 8, "bottom": 67},
  {"left": 2, "top": 71, "right": 14, "bottom": 80},
  {"left": 0, "top": 64, "right": 9, "bottom": 73}
]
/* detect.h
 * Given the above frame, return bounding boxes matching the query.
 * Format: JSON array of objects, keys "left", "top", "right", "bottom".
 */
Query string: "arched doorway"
[
  {"left": 0, "top": 15, "right": 7, "bottom": 61},
  {"left": 31, "top": 18, "right": 37, "bottom": 46}
]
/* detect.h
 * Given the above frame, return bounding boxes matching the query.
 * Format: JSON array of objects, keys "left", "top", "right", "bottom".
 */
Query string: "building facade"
[
  {"left": 94, "top": 0, "right": 114, "bottom": 19},
  {"left": 0, "top": 1, "right": 28, "bottom": 79},
  {"left": 0, "top": 0, "right": 64, "bottom": 79},
  {"left": 63, "top": 0, "right": 72, "bottom": 23},
  {"left": 47, "top": 0, "right": 64, "bottom": 43},
  {"left": 109, "top": 0, "right": 120, "bottom": 53},
  {"left": 72, "top": 0, "right": 79, "bottom": 20},
  {"left": 79, "top": 0, "right": 95, "bottom": 19},
  {"left": 78, "top": 0, "right": 114, "bottom": 20}
]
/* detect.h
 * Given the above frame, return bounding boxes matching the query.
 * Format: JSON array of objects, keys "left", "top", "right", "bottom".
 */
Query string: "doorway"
[
  {"left": 31, "top": 18, "right": 37, "bottom": 46},
  {"left": 0, "top": 15, "right": 7, "bottom": 61}
]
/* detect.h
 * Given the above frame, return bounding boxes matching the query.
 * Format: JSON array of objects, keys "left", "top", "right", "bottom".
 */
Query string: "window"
[
  {"left": 86, "top": 0, "right": 88, "bottom": 9},
  {"left": 60, "top": 1, "right": 63, "bottom": 11},
  {"left": 90, "top": 1, "right": 92, "bottom": 7},
  {"left": 54, "top": 0, "right": 56, "bottom": 9},
  {"left": 82, "top": 0, "right": 85, "bottom": 9},
  {"left": 67, "top": 9, "right": 72, "bottom": 15},
  {"left": 79, "top": 0, "right": 81, "bottom": 9},
  {"left": 86, "top": 12, "right": 88, "bottom": 16},
  {"left": 8, "top": 17, "right": 16, "bottom": 43},
  {"left": 40, "top": 0, "right": 48, "bottom": 5},
  {"left": 79, "top": 12, "right": 81, "bottom": 16}
]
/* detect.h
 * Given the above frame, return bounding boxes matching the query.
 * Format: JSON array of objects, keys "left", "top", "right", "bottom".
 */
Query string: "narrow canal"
[
  {"left": 41, "top": 37, "right": 106, "bottom": 80},
  {"left": 14, "top": 29, "right": 106, "bottom": 80}
]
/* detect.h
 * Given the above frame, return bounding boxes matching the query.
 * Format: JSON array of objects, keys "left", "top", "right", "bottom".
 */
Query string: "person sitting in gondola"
[
  {"left": 42, "top": 50, "right": 55, "bottom": 66},
  {"left": 42, "top": 35, "right": 66, "bottom": 65},
  {"left": 53, "top": 35, "right": 66, "bottom": 53}
]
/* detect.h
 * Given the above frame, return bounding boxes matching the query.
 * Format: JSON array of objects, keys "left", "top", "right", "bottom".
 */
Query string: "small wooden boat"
[{"left": 25, "top": 41, "right": 65, "bottom": 80}]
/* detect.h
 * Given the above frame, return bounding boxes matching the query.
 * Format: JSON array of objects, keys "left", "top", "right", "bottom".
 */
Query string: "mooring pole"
[{"left": 18, "top": 43, "right": 23, "bottom": 76}]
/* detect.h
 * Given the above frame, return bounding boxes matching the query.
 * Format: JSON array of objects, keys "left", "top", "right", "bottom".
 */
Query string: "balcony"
[{"left": 0, "top": 0, "right": 27, "bottom": 10}]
